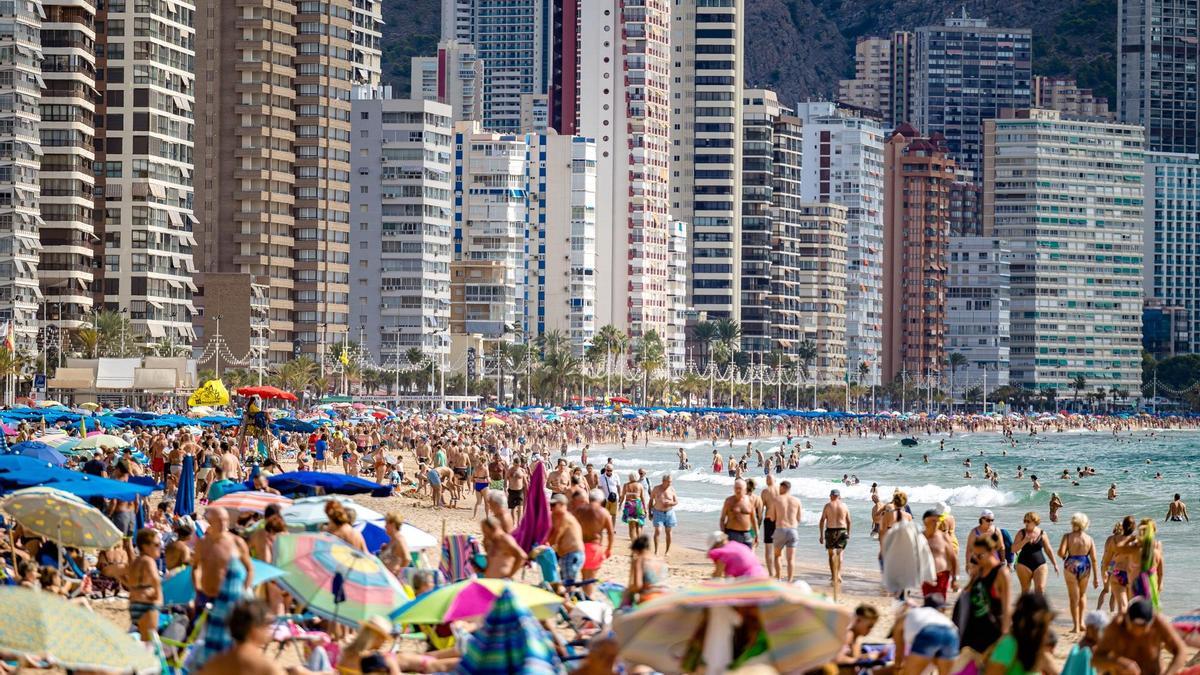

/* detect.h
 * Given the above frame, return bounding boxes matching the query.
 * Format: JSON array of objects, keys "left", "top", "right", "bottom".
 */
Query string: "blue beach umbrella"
[{"left": 8, "top": 442, "right": 66, "bottom": 467}]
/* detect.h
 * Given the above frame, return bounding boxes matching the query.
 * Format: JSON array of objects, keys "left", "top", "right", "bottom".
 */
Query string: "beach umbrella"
[
  {"left": 72, "top": 433, "right": 130, "bottom": 450},
  {"left": 161, "top": 559, "right": 287, "bottom": 605},
  {"left": 36, "top": 400, "right": 65, "bottom": 408},
  {"left": 354, "top": 520, "right": 438, "bottom": 553},
  {"left": 454, "top": 588, "right": 562, "bottom": 675},
  {"left": 614, "top": 577, "right": 851, "bottom": 674},
  {"left": 608, "top": 396, "right": 631, "bottom": 404},
  {"left": 79, "top": 402, "right": 100, "bottom": 411},
  {"left": 0, "top": 486, "right": 122, "bottom": 550},
  {"left": 210, "top": 489, "right": 294, "bottom": 514},
  {"left": 235, "top": 385, "right": 298, "bottom": 401},
  {"left": 174, "top": 454, "right": 195, "bottom": 517},
  {"left": 0, "top": 586, "right": 159, "bottom": 674},
  {"left": 483, "top": 416, "right": 506, "bottom": 427},
  {"left": 271, "top": 532, "right": 407, "bottom": 627},
  {"left": 281, "top": 494, "right": 384, "bottom": 528},
  {"left": 8, "top": 441, "right": 66, "bottom": 466},
  {"left": 390, "top": 578, "right": 563, "bottom": 625}
]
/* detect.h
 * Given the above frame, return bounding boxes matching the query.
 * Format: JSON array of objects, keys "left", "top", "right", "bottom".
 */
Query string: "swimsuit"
[
  {"left": 921, "top": 569, "right": 952, "bottom": 598},
  {"left": 762, "top": 518, "right": 776, "bottom": 545},
  {"left": 129, "top": 601, "right": 157, "bottom": 625},
  {"left": 824, "top": 527, "right": 849, "bottom": 550},
  {"left": 723, "top": 528, "right": 753, "bottom": 546},
  {"left": 1016, "top": 534, "right": 1046, "bottom": 571},
  {"left": 622, "top": 498, "right": 646, "bottom": 526},
  {"left": 1065, "top": 554, "right": 1091, "bottom": 580},
  {"left": 474, "top": 481, "right": 488, "bottom": 492},
  {"left": 507, "top": 489, "right": 524, "bottom": 509}
]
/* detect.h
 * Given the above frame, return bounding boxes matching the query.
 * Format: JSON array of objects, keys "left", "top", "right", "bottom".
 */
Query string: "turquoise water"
[{"left": 602, "top": 428, "right": 1200, "bottom": 615}]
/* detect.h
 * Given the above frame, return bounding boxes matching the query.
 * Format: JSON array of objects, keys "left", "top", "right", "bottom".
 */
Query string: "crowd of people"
[{"left": 1, "top": 402, "right": 1198, "bottom": 674}]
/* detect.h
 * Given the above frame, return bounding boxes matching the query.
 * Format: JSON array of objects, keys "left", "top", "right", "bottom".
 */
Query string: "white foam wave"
[
  {"left": 648, "top": 439, "right": 714, "bottom": 449},
  {"left": 611, "top": 458, "right": 677, "bottom": 468},
  {"left": 673, "top": 497, "right": 729, "bottom": 513}
]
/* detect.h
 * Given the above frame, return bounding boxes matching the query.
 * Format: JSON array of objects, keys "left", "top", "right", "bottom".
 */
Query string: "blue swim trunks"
[
  {"left": 559, "top": 550, "right": 584, "bottom": 585},
  {"left": 910, "top": 624, "right": 960, "bottom": 659},
  {"left": 651, "top": 509, "right": 677, "bottom": 528}
]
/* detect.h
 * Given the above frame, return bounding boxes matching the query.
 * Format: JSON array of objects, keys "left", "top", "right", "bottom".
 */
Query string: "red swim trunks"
[
  {"left": 583, "top": 542, "right": 609, "bottom": 570},
  {"left": 921, "top": 569, "right": 952, "bottom": 598}
]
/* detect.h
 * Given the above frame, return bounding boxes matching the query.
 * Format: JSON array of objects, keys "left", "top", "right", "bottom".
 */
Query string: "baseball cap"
[
  {"left": 706, "top": 531, "right": 727, "bottom": 549},
  {"left": 830, "top": 489, "right": 840, "bottom": 497},
  {"left": 1128, "top": 598, "right": 1154, "bottom": 625},
  {"left": 980, "top": 509, "right": 995, "bottom": 520},
  {"left": 549, "top": 493, "right": 567, "bottom": 506},
  {"left": 1084, "top": 610, "right": 1110, "bottom": 630},
  {"left": 932, "top": 502, "right": 950, "bottom": 516}
]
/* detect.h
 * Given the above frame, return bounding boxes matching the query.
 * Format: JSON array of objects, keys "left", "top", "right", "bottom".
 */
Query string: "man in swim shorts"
[
  {"left": 819, "top": 488, "right": 851, "bottom": 598},
  {"left": 649, "top": 475, "right": 679, "bottom": 555}
]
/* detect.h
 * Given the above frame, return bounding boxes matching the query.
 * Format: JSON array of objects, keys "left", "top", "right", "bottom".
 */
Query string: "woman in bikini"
[
  {"left": 1012, "top": 510, "right": 1059, "bottom": 595},
  {"left": 124, "top": 528, "right": 163, "bottom": 642},
  {"left": 1058, "top": 512, "right": 1099, "bottom": 633}
]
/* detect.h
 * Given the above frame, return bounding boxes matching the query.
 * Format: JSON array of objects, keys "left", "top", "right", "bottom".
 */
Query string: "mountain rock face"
[{"left": 381, "top": 0, "right": 1116, "bottom": 109}]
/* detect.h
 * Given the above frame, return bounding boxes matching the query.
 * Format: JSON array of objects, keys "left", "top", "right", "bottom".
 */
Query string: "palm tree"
[
  {"left": 796, "top": 339, "right": 818, "bottom": 409},
  {"left": 590, "top": 324, "right": 626, "bottom": 398},
  {"left": 1109, "top": 385, "right": 1121, "bottom": 412},
  {"left": 1094, "top": 386, "right": 1107, "bottom": 413},
  {"left": 74, "top": 327, "right": 99, "bottom": 358},
  {"left": 91, "top": 309, "right": 136, "bottom": 357},
  {"left": 714, "top": 318, "right": 741, "bottom": 358},
  {"left": 691, "top": 320, "right": 718, "bottom": 370},
  {"left": 1070, "top": 375, "right": 1087, "bottom": 411},
  {"left": 0, "top": 349, "right": 29, "bottom": 400},
  {"left": 362, "top": 369, "right": 383, "bottom": 396},
  {"left": 537, "top": 347, "right": 579, "bottom": 404},
  {"left": 632, "top": 330, "right": 665, "bottom": 406},
  {"left": 946, "top": 352, "right": 968, "bottom": 405}
]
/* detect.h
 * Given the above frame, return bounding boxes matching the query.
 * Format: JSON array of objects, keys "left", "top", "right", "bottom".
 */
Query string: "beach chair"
[{"left": 438, "top": 534, "right": 484, "bottom": 582}]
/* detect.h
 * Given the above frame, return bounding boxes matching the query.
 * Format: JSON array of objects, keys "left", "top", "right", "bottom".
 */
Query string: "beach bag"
[{"left": 1000, "top": 528, "right": 1015, "bottom": 565}]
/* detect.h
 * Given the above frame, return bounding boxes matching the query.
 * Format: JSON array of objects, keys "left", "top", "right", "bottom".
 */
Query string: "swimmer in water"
[
  {"left": 1165, "top": 494, "right": 1189, "bottom": 523},
  {"left": 1107, "top": 483, "right": 1117, "bottom": 501}
]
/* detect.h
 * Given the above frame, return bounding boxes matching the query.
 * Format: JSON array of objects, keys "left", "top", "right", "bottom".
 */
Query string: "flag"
[
  {"left": 2, "top": 322, "right": 13, "bottom": 352},
  {"left": 79, "top": 416, "right": 86, "bottom": 437},
  {"left": 188, "top": 379, "right": 230, "bottom": 407},
  {"left": 339, "top": 350, "right": 350, "bottom": 366}
]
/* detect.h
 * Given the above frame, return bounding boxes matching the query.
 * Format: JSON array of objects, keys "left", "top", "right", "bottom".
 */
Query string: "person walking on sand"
[
  {"left": 1059, "top": 512, "right": 1099, "bottom": 633},
  {"left": 771, "top": 481, "right": 802, "bottom": 582},
  {"left": 818, "top": 488, "right": 850, "bottom": 598},
  {"left": 1165, "top": 493, "right": 1189, "bottom": 523},
  {"left": 760, "top": 475, "right": 780, "bottom": 574},
  {"left": 1012, "top": 511, "right": 1058, "bottom": 595},
  {"left": 620, "top": 472, "right": 647, "bottom": 540},
  {"left": 649, "top": 475, "right": 678, "bottom": 555},
  {"left": 719, "top": 479, "right": 756, "bottom": 547},
  {"left": 920, "top": 509, "right": 958, "bottom": 600}
]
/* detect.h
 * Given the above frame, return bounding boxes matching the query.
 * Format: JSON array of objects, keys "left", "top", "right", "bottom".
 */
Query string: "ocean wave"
[
  {"left": 611, "top": 458, "right": 678, "bottom": 468},
  {"left": 672, "top": 469, "right": 1016, "bottom": 508}
]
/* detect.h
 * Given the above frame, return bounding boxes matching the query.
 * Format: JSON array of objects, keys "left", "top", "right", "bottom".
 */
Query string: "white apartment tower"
[
  {"left": 350, "top": 97, "right": 453, "bottom": 364},
  {"left": 983, "top": 109, "right": 1145, "bottom": 393},
  {"left": 575, "top": 0, "right": 675, "bottom": 345},
  {"left": 0, "top": 0, "right": 43, "bottom": 350},
  {"left": 671, "top": 0, "right": 742, "bottom": 324},
  {"left": 441, "top": 0, "right": 550, "bottom": 133},
  {"left": 1143, "top": 152, "right": 1200, "bottom": 353},
  {"left": 39, "top": 1, "right": 94, "bottom": 335},
  {"left": 450, "top": 122, "right": 528, "bottom": 338},
  {"left": 411, "top": 39, "right": 482, "bottom": 123},
  {"left": 95, "top": 0, "right": 198, "bottom": 346},
  {"left": 523, "top": 132, "right": 597, "bottom": 352},
  {"left": 946, "top": 236, "right": 1011, "bottom": 397},
  {"left": 795, "top": 102, "right": 884, "bottom": 385}
]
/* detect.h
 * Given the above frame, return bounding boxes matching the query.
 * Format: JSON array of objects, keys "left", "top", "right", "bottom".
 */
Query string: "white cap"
[{"left": 707, "top": 531, "right": 728, "bottom": 549}]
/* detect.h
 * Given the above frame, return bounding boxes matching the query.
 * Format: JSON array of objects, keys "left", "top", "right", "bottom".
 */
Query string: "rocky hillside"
[{"left": 381, "top": 0, "right": 1117, "bottom": 107}]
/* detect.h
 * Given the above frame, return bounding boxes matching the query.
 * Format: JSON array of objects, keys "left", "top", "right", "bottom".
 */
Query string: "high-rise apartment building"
[
  {"left": 672, "top": 0, "right": 742, "bottom": 325},
  {"left": 441, "top": 0, "right": 550, "bottom": 133},
  {"left": 913, "top": 11, "right": 1032, "bottom": 173},
  {"left": 882, "top": 124, "right": 952, "bottom": 384},
  {"left": 349, "top": 0, "right": 382, "bottom": 86},
  {"left": 39, "top": 0, "right": 94, "bottom": 337},
  {"left": 1143, "top": 152, "right": 1200, "bottom": 354},
  {"left": 946, "top": 236, "right": 1010, "bottom": 398},
  {"left": 983, "top": 109, "right": 1145, "bottom": 392},
  {"left": 795, "top": 102, "right": 883, "bottom": 384},
  {"left": 571, "top": 0, "right": 675, "bottom": 348},
  {"left": 450, "top": 122, "right": 528, "bottom": 338},
  {"left": 772, "top": 201, "right": 848, "bottom": 385},
  {"left": 837, "top": 37, "right": 891, "bottom": 120},
  {"left": 93, "top": 0, "right": 197, "bottom": 346},
  {"left": 0, "top": 0, "right": 44, "bottom": 350},
  {"left": 889, "top": 31, "right": 914, "bottom": 129},
  {"left": 195, "top": 0, "right": 373, "bottom": 364},
  {"left": 410, "top": 39, "right": 482, "bottom": 123},
  {"left": 1118, "top": 0, "right": 1199, "bottom": 154},
  {"left": 1034, "top": 76, "right": 1114, "bottom": 121},
  {"left": 350, "top": 97, "right": 452, "bottom": 364},
  {"left": 740, "top": 89, "right": 777, "bottom": 355},
  {"left": 523, "top": 132, "right": 597, "bottom": 352}
]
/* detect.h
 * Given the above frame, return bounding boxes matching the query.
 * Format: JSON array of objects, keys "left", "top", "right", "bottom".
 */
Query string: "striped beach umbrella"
[
  {"left": 271, "top": 533, "right": 406, "bottom": 628},
  {"left": 614, "top": 577, "right": 851, "bottom": 674},
  {"left": 455, "top": 587, "right": 561, "bottom": 675},
  {"left": 390, "top": 578, "right": 563, "bottom": 625},
  {"left": 0, "top": 486, "right": 122, "bottom": 550},
  {"left": 209, "top": 490, "right": 293, "bottom": 514}
]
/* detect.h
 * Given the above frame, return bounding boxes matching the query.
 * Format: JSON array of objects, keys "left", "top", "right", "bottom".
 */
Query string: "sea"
[{"left": 596, "top": 427, "right": 1200, "bottom": 616}]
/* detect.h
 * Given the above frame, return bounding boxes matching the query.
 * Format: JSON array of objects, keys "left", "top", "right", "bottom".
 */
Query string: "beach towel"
[
  {"left": 194, "top": 556, "right": 248, "bottom": 668},
  {"left": 512, "top": 461, "right": 551, "bottom": 553},
  {"left": 440, "top": 534, "right": 483, "bottom": 582}
]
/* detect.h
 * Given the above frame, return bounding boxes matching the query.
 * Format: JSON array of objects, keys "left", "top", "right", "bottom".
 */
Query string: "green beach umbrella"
[
  {"left": 0, "top": 586, "right": 159, "bottom": 673},
  {"left": 271, "top": 533, "right": 407, "bottom": 628},
  {"left": 390, "top": 578, "right": 562, "bottom": 625}
]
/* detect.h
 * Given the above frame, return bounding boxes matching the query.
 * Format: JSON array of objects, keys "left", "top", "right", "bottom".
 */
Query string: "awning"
[
  {"left": 146, "top": 322, "right": 166, "bottom": 338},
  {"left": 185, "top": 213, "right": 198, "bottom": 225},
  {"left": 167, "top": 279, "right": 183, "bottom": 289},
  {"left": 185, "top": 280, "right": 198, "bottom": 292},
  {"left": 95, "top": 358, "right": 139, "bottom": 389},
  {"left": 148, "top": 300, "right": 164, "bottom": 310},
  {"left": 184, "top": 258, "right": 196, "bottom": 273},
  {"left": 148, "top": 182, "right": 166, "bottom": 198},
  {"left": 167, "top": 210, "right": 183, "bottom": 227},
  {"left": 133, "top": 367, "right": 175, "bottom": 391}
]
